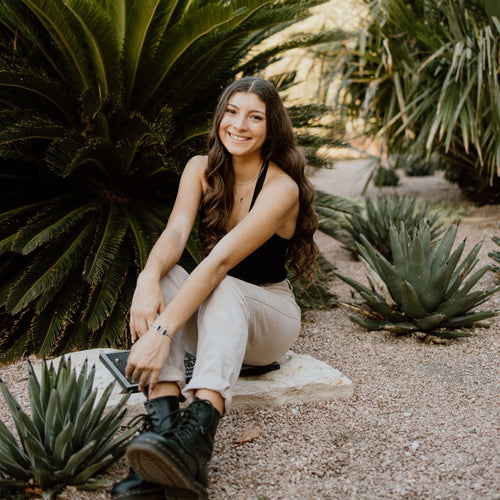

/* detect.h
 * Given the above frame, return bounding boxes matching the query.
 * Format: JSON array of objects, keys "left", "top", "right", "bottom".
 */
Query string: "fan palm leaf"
[{"left": 330, "top": 0, "right": 500, "bottom": 202}]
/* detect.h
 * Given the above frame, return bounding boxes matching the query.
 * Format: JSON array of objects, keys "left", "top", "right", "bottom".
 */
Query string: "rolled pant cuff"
[{"left": 182, "top": 374, "right": 232, "bottom": 411}]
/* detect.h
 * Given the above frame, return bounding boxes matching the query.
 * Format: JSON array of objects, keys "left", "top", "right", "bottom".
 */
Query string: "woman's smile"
[{"left": 228, "top": 132, "right": 250, "bottom": 142}]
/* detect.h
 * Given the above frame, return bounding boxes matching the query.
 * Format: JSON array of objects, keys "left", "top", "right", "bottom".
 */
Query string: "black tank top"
[{"left": 227, "top": 161, "right": 289, "bottom": 285}]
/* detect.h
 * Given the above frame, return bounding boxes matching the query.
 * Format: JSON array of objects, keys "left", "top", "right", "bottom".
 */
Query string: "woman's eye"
[
  {"left": 251, "top": 115, "right": 263, "bottom": 120},
  {"left": 226, "top": 108, "right": 236, "bottom": 114}
]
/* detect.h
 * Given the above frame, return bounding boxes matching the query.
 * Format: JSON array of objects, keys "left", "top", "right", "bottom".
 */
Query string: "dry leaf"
[{"left": 233, "top": 423, "right": 261, "bottom": 445}]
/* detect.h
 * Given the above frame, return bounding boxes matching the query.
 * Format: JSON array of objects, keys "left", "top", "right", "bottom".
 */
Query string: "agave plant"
[
  {"left": 0, "top": 0, "right": 349, "bottom": 361},
  {"left": 329, "top": 0, "right": 500, "bottom": 203},
  {"left": 340, "top": 195, "right": 444, "bottom": 261},
  {"left": 0, "top": 356, "right": 138, "bottom": 499},
  {"left": 336, "top": 222, "right": 500, "bottom": 339},
  {"left": 488, "top": 234, "right": 500, "bottom": 274}
]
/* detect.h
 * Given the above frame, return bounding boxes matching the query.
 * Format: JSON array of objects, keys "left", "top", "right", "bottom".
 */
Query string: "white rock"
[
  {"left": 41, "top": 348, "right": 354, "bottom": 412},
  {"left": 231, "top": 351, "right": 354, "bottom": 411}
]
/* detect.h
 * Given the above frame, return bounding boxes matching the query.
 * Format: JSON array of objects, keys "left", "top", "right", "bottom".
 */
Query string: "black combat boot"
[
  {"left": 126, "top": 397, "right": 221, "bottom": 500},
  {"left": 111, "top": 395, "right": 179, "bottom": 500}
]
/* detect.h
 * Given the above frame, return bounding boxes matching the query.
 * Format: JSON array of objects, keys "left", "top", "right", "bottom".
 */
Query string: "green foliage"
[
  {"left": 314, "top": 189, "right": 361, "bottom": 240},
  {"left": 336, "top": 222, "right": 500, "bottom": 340},
  {"left": 489, "top": 234, "right": 500, "bottom": 274},
  {"left": 397, "top": 153, "right": 442, "bottom": 177},
  {"left": 340, "top": 195, "right": 444, "bottom": 261},
  {"left": 331, "top": 0, "right": 500, "bottom": 203},
  {"left": 373, "top": 166, "right": 399, "bottom": 187},
  {"left": 0, "top": 0, "right": 346, "bottom": 361},
  {"left": 291, "top": 254, "right": 337, "bottom": 310},
  {"left": 287, "top": 104, "right": 348, "bottom": 168},
  {"left": 290, "top": 189, "right": 361, "bottom": 309},
  {"left": 0, "top": 357, "right": 138, "bottom": 499}
]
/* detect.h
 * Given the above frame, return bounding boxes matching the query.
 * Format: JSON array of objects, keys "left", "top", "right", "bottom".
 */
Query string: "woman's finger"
[
  {"left": 131, "top": 366, "right": 143, "bottom": 384},
  {"left": 125, "top": 356, "right": 135, "bottom": 379},
  {"left": 148, "top": 371, "right": 160, "bottom": 394},
  {"left": 139, "top": 370, "right": 151, "bottom": 392},
  {"left": 129, "top": 316, "right": 138, "bottom": 343}
]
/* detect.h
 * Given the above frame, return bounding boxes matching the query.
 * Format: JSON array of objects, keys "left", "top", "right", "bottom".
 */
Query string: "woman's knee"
[{"left": 159, "top": 265, "right": 189, "bottom": 301}]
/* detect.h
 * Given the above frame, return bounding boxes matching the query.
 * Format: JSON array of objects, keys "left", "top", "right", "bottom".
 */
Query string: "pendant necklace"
[
  {"left": 236, "top": 185, "right": 254, "bottom": 203},
  {"left": 234, "top": 162, "right": 265, "bottom": 204}
]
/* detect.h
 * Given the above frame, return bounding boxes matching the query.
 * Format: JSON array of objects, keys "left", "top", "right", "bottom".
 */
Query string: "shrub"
[
  {"left": 340, "top": 195, "right": 444, "bottom": 261},
  {"left": 0, "top": 0, "right": 346, "bottom": 360},
  {"left": 0, "top": 357, "right": 138, "bottom": 498},
  {"left": 331, "top": 0, "right": 500, "bottom": 203},
  {"left": 336, "top": 222, "right": 500, "bottom": 340},
  {"left": 489, "top": 234, "right": 500, "bottom": 274},
  {"left": 373, "top": 166, "right": 399, "bottom": 187}
]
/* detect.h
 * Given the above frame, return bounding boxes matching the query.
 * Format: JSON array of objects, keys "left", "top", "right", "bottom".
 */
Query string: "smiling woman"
[{"left": 110, "top": 76, "right": 319, "bottom": 499}]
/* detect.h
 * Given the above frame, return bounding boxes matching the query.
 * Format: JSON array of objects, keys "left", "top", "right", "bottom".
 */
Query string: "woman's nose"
[{"left": 233, "top": 115, "right": 247, "bottom": 130}]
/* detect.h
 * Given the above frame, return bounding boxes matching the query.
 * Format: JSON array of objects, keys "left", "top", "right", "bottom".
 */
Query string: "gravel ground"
[{"left": 1, "top": 163, "right": 499, "bottom": 499}]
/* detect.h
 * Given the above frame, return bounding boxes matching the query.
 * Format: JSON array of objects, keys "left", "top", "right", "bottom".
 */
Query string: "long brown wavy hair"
[{"left": 200, "top": 76, "right": 318, "bottom": 282}]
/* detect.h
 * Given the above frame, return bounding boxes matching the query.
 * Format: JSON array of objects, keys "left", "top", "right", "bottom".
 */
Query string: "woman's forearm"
[
  {"left": 141, "top": 227, "right": 186, "bottom": 279},
  {"left": 154, "top": 256, "right": 227, "bottom": 335}
]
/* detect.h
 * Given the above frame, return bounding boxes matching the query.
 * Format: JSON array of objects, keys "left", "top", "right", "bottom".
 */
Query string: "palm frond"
[
  {"left": 64, "top": 0, "right": 121, "bottom": 95},
  {"left": 0, "top": 69, "right": 76, "bottom": 123},
  {"left": 83, "top": 202, "right": 128, "bottom": 285},
  {"left": 22, "top": 0, "right": 95, "bottom": 89},
  {"left": 31, "top": 273, "right": 86, "bottom": 355},
  {"left": 6, "top": 223, "right": 93, "bottom": 314},
  {"left": 83, "top": 244, "right": 129, "bottom": 333},
  {"left": 11, "top": 196, "right": 96, "bottom": 254}
]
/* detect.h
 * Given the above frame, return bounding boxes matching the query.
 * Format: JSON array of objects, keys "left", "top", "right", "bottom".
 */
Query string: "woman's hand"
[
  {"left": 126, "top": 328, "right": 172, "bottom": 393},
  {"left": 129, "top": 271, "right": 167, "bottom": 342}
]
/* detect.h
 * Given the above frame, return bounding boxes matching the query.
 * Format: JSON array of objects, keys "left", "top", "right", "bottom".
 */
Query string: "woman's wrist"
[
  {"left": 138, "top": 268, "right": 162, "bottom": 282},
  {"left": 151, "top": 322, "right": 174, "bottom": 341}
]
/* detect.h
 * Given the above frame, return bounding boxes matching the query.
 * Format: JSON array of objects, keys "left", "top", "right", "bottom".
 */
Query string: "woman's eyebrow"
[{"left": 227, "top": 102, "right": 265, "bottom": 115}]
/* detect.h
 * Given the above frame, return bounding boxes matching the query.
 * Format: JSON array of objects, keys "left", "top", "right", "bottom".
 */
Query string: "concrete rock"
[{"left": 43, "top": 349, "right": 354, "bottom": 412}]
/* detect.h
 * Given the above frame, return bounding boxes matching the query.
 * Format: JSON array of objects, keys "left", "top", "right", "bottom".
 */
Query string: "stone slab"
[{"left": 40, "top": 349, "right": 353, "bottom": 412}]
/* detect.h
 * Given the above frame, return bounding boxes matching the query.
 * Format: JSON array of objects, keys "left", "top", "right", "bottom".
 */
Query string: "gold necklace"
[
  {"left": 235, "top": 183, "right": 255, "bottom": 203},
  {"left": 235, "top": 171, "right": 261, "bottom": 186},
  {"left": 234, "top": 162, "right": 264, "bottom": 203}
]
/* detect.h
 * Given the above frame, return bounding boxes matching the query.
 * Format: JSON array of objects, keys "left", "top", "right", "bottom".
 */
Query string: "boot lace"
[
  {"left": 164, "top": 405, "right": 205, "bottom": 443},
  {"left": 123, "top": 412, "right": 153, "bottom": 433}
]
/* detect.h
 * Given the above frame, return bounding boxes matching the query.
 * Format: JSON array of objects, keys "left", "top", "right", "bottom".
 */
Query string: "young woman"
[{"left": 111, "top": 76, "right": 318, "bottom": 500}]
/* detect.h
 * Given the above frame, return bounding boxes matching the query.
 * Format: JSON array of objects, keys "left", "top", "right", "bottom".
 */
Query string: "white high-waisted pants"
[{"left": 157, "top": 265, "right": 301, "bottom": 411}]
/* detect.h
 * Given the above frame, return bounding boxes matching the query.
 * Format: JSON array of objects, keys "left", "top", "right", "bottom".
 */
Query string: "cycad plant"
[
  {"left": 0, "top": 357, "right": 137, "bottom": 499},
  {"left": 0, "top": 0, "right": 346, "bottom": 361},
  {"left": 336, "top": 222, "right": 500, "bottom": 339},
  {"left": 330, "top": 0, "right": 500, "bottom": 203},
  {"left": 340, "top": 196, "right": 444, "bottom": 261}
]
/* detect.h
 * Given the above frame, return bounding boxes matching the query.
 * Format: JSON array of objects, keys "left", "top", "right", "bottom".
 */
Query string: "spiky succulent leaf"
[
  {"left": 340, "top": 196, "right": 444, "bottom": 261},
  {"left": 489, "top": 234, "right": 500, "bottom": 273}
]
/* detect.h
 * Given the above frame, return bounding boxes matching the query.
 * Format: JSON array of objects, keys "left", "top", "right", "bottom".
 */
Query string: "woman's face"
[{"left": 218, "top": 91, "right": 267, "bottom": 159}]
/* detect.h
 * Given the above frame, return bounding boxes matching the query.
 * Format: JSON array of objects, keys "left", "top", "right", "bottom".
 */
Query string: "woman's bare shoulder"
[
  {"left": 267, "top": 161, "right": 299, "bottom": 197},
  {"left": 185, "top": 155, "right": 208, "bottom": 173}
]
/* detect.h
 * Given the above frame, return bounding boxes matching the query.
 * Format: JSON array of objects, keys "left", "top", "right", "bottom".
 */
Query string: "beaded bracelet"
[{"left": 151, "top": 323, "right": 174, "bottom": 341}]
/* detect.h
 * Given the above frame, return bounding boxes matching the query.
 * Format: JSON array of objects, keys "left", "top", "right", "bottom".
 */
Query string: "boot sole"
[{"left": 126, "top": 438, "right": 208, "bottom": 500}]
